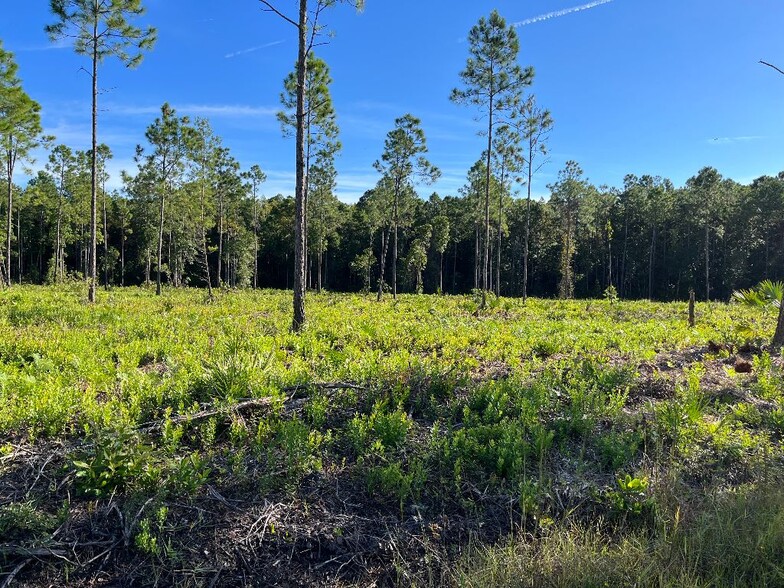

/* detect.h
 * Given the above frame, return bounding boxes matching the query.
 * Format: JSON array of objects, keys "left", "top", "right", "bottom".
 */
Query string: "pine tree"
[
  {"left": 373, "top": 114, "right": 439, "bottom": 299},
  {"left": 0, "top": 42, "right": 44, "bottom": 287},
  {"left": 47, "top": 0, "right": 156, "bottom": 301},
  {"left": 451, "top": 10, "right": 533, "bottom": 306}
]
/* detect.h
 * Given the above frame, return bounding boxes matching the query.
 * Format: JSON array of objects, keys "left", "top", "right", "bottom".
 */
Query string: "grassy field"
[{"left": 1, "top": 286, "right": 783, "bottom": 586}]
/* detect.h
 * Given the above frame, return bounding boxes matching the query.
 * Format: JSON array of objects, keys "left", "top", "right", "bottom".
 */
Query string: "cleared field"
[{"left": 1, "top": 286, "right": 782, "bottom": 586}]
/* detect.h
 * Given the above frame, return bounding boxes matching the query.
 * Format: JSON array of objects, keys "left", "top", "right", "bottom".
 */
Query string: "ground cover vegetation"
[{"left": 1, "top": 286, "right": 783, "bottom": 586}]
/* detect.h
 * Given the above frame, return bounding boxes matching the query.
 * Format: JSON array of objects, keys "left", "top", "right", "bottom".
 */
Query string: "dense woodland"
[
  {"left": 1, "top": 6, "right": 783, "bottom": 304},
  {"left": 4, "top": 132, "right": 784, "bottom": 302}
]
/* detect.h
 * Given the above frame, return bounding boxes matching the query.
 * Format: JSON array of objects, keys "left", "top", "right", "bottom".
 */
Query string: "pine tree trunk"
[
  {"left": 497, "top": 180, "right": 502, "bottom": 297},
  {"left": 88, "top": 15, "right": 98, "bottom": 303},
  {"left": 55, "top": 209, "right": 62, "bottom": 284},
  {"left": 120, "top": 215, "right": 125, "bottom": 286},
  {"left": 483, "top": 98, "right": 493, "bottom": 307},
  {"left": 291, "top": 0, "right": 308, "bottom": 330},
  {"left": 705, "top": 222, "right": 710, "bottom": 302},
  {"left": 156, "top": 188, "right": 165, "bottom": 296},
  {"left": 5, "top": 159, "right": 12, "bottom": 286},
  {"left": 393, "top": 195, "right": 398, "bottom": 300},
  {"left": 317, "top": 249, "right": 323, "bottom": 293},
  {"left": 453, "top": 239, "right": 457, "bottom": 293},
  {"left": 253, "top": 198, "right": 259, "bottom": 289},
  {"left": 439, "top": 251, "right": 443, "bottom": 294},
  {"left": 648, "top": 225, "right": 656, "bottom": 300},
  {"left": 202, "top": 201, "right": 213, "bottom": 299},
  {"left": 103, "top": 177, "right": 109, "bottom": 289},
  {"left": 377, "top": 225, "right": 390, "bottom": 301},
  {"left": 17, "top": 208, "right": 22, "bottom": 281},
  {"left": 523, "top": 143, "right": 533, "bottom": 302},
  {"left": 474, "top": 226, "right": 479, "bottom": 290}
]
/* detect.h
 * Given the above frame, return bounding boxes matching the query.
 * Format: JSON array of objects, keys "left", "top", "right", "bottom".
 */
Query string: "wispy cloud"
[
  {"left": 15, "top": 38, "right": 72, "bottom": 52},
  {"left": 105, "top": 103, "right": 278, "bottom": 119},
  {"left": 513, "top": 0, "right": 614, "bottom": 27},
  {"left": 224, "top": 40, "right": 284, "bottom": 59},
  {"left": 708, "top": 135, "right": 764, "bottom": 145}
]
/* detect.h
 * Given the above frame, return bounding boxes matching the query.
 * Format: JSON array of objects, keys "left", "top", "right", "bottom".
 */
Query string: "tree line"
[
  {"left": 4, "top": 123, "right": 784, "bottom": 304},
  {"left": 1, "top": 4, "right": 783, "bottom": 313}
]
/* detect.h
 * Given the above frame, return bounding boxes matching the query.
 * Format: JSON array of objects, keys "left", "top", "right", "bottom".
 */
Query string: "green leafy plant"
[
  {"left": 607, "top": 474, "right": 651, "bottom": 515},
  {"left": 366, "top": 459, "right": 426, "bottom": 515},
  {"left": 73, "top": 426, "right": 158, "bottom": 497},
  {"left": 732, "top": 280, "right": 783, "bottom": 309}
]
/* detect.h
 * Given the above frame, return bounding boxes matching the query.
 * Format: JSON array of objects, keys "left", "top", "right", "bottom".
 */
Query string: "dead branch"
[
  {"left": 0, "top": 545, "right": 69, "bottom": 557},
  {"left": 137, "top": 381, "right": 368, "bottom": 434},
  {"left": 136, "top": 398, "right": 274, "bottom": 433},
  {"left": 259, "top": 1, "right": 298, "bottom": 28},
  {"left": 760, "top": 60, "right": 784, "bottom": 76}
]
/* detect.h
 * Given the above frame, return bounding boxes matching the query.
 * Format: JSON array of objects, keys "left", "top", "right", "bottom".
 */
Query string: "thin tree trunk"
[
  {"left": 648, "top": 225, "right": 656, "bottom": 300},
  {"left": 253, "top": 196, "right": 259, "bottom": 289},
  {"left": 201, "top": 192, "right": 213, "bottom": 299},
  {"left": 55, "top": 208, "right": 62, "bottom": 283},
  {"left": 5, "top": 145, "right": 15, "bottom": 286},
  {"left": 88, "top": 13, "right": 98, "bottom": 303},
  {"left": 156, "top": 183, "right": 165, "bottom": 296},
  {"left": 705, "top": 222, "right": 710, "bottom": 302},
  {"left": 317, "top": 247, "right": 322, "bottom": 293},
  {"left": 621, "top": 213, "right": 628, "bottom": 299},
  {"left": 393, "top": 187, "right": 398, "bottom": 300},
  {"left": 439, "top": 250, "right": 443, "bottom": 294},
  {"left": 474, "top": 225, "right": 479, "bottom": 290},
  {"left": 453, "top": 239, "right": 457, "bottom": 293},
  {"left": 497, "top": 176, "right": 502, "bottom": 297},
  {"left": 291, "top": 0, "right": 308, "bottom": 330},
  {"left": 483, "top": 98, "right": 493, "bottom": 306},
  {"left": 523, "top": 142, "right": 533, "bottom": 302},
  {"left": 102, "top": 175, "right": 109, "bottom": 289},
  {"left": 377, "top": 225, "right": 390, "bottom": 301},
  {"left": 217, "top": 195, "right": 223, "bottom": 288},
  {"left": 120, "top": 213, "right": 125, "bottom": 286},
  {"left": 17, "top": 207, "right": 22, "bottom": 281}
]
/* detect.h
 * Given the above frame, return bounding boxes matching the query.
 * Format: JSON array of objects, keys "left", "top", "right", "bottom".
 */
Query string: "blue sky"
[{"left": 2, "top": 0, "right": 784, "bottom": 202}]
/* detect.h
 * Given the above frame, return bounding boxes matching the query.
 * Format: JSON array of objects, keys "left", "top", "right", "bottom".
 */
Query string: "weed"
[{"left": 72, "top": 426, "right": 158, "bottom": 497}]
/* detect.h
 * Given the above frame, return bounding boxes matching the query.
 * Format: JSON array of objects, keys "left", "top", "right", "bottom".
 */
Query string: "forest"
[
  {"left": 6, "top": 144, "right": 784, "bottom": 303},
  {"left": 2, "top": 1, "right": 784, "bottom": 587}
]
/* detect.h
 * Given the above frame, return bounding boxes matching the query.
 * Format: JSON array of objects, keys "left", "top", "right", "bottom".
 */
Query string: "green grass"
[{"left": 0, "top": 285, "right": 782, "bottom": 586}]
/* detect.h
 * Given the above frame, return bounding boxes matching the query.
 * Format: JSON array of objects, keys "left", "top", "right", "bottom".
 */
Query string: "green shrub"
[{"left": 73, "top": 426, "right": 158, "bottom": 497}]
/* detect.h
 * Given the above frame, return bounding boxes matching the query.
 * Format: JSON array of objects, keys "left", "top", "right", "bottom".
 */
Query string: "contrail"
[
  {"left": 513, "top": 0, "right": 613, "bottom": 27},
  {"left": 224, "top": 40, "right": 283, "bottom": 59}
]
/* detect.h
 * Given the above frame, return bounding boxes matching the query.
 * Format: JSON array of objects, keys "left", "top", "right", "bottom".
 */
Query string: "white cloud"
[
  {"left": 708, "top": 136, "right": 764, "bottom": 145},
  {"left": 513, "top": 0, "right": 614, "bottom": 27},
  {"left": 104, "top": 103, "right": 279, "bottom": 119},
  {"left": 224, "top": 40, "right": 284, "bottom": 59},
  {"left": 14, "top": 38, "right": 72, "bottom": 52}
]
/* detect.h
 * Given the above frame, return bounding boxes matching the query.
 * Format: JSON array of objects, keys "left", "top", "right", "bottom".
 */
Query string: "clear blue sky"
[{"left": 3, "top": 0, "right": 784, "bottom": 202}]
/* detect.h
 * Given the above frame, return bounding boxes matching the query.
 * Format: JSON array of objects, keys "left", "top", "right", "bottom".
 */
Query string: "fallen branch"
[
  {"left": 0, "top": 545, "right": 69, "bottom": 558},
  {"left": 281, "top": 381, "right": 369, "bottom": 394},
  {"left": 137, "top": 398, "right": 274, "bottom": 433},
  {"left": 137, "top": 382, "right": 368, "bottom": 433}
]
